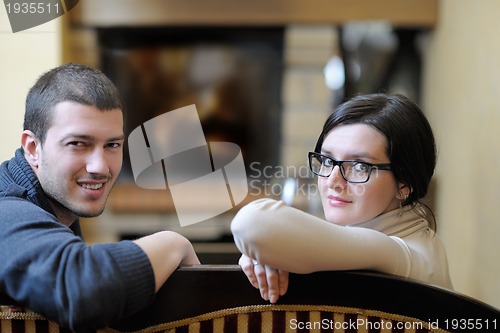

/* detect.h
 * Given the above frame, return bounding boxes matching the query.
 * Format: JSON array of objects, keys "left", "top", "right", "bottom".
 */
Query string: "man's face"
[{"left": 34, "top": 101, "right": 124, "bottom": 223}]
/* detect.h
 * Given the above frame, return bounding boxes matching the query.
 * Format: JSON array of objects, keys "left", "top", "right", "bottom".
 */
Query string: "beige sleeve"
[{"left": 231, "top": 198, "right": 409, "bottom": 275}]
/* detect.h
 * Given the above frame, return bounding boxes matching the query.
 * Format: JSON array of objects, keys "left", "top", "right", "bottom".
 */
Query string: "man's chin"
[
  {"left": 70, "top": 203, "right": 107, "bottom": 218},
  {"left": 77, "top": 208, "right": 106, "bottom": 218}
]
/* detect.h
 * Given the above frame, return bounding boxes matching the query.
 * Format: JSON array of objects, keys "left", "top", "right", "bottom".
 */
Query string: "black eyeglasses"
[{"left": 308, "top": 152, "right": 392, "bottom": 183}]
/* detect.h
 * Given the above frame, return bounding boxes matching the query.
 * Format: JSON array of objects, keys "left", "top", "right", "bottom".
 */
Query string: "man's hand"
[
  {"left": 133, "top": 231, "right": 200, "bottom": 292},
  {"left": 239, "top": 254, "right": 289, "bottom": 303}
]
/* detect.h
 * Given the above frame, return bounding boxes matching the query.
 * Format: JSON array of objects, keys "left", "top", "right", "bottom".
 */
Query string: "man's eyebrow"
[
  {"left": 61, "top": 134, "right": 125, "bottom": 142},
  {"left": 108, "top": 135, "right": 126, "bottom": 142},
  {"left": 61, "top": 134, "right": 95, "bottom": 142}
]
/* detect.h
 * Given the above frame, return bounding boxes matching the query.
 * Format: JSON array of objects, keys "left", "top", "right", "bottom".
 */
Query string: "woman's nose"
[{"left": 326, "top": 165, "right": 346, "bottom": 187}]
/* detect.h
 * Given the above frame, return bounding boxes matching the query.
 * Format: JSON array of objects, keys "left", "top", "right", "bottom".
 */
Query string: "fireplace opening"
[{"left": 96, "top": 27, "right": 285, "bottom": 186}]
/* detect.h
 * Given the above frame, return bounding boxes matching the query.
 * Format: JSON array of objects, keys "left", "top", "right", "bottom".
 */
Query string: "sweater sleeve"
[
  {"left": 231, "top": 198, "right": 409, "bottom": 276},
  {"left": 0, "top": 198, "right": 156, "bottom": 331}
]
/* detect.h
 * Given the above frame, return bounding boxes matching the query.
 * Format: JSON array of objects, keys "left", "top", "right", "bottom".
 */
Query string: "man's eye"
[
  {"left": 107, "top": 142, "right": 122, "bottom": 148},
  {"left": 68, "top": 141, "right": 86, "bottom": 147}
]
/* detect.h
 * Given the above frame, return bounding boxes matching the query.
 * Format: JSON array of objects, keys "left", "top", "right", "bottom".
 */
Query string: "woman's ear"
[
  {"left": 21, "top": 130, "right": 41, "bottom": 169},
  {"left": 396, "top": 183, "right": 412, "bottom": 201}
]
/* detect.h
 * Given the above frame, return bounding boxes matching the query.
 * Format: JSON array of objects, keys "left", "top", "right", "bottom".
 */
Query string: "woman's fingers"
[
  {"left": 239, "top": 255, "right": 259, "bottom": 289},
  {"left": 253, "top": 262, "right": 269, "bottom": 300},
  {"left": 278, "top": 269, "right": 289, "bottom": 296},
  {"left": 238, "top": 255, "right": 290, "bottom": 303},
  {"left": 265, "top": 265, "right": 281, "bottom": 303}
]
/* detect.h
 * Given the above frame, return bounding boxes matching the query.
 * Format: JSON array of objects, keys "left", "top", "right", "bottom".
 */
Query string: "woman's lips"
[{"left": 327, "top": 195, "right": 352, "bottom": 207}]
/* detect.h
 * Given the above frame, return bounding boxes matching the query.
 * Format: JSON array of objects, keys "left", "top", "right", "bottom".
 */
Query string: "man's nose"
[{"left": 86, "top": 149, "right": 109, "bottom": 175}]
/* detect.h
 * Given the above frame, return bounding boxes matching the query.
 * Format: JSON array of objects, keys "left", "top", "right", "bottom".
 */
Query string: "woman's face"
[{"left": 318, "top": 123, "right": 402, "bottom": 226}]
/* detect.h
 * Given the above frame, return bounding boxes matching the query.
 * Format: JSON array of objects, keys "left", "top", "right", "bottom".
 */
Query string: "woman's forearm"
[{"left": 231, "top": 199, "right": 405, "bottom": 274}]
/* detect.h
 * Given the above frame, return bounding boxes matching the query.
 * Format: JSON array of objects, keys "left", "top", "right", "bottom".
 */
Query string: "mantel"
[{"left": 71, "top": 0, "right": 438, "bottom": 28}]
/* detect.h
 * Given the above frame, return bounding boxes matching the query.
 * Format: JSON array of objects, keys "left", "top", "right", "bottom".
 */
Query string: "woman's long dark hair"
[{"left": 315, "top": 93, "right": 437, "bottom": 230}]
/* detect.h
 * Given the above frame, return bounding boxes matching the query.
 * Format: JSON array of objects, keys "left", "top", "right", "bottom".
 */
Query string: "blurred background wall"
[
  {"left": 1, "top": 0, "right": 499, "bottom": 308},
  {"left": 422, "top": 0, "right": 500, "bottom": 309},
  {"left": 0, "top": 10, "right": 60, "bottom": 162}
]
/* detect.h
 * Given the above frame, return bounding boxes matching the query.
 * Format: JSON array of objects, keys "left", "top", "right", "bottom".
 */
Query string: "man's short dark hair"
[{"left": 24, "top": 63, "right": 123, "bottom": 144}]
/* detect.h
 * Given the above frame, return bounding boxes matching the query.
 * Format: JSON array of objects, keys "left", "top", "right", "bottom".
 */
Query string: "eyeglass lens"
[{"left": 310, "top": 154, "right": 372, "bottom": 183}]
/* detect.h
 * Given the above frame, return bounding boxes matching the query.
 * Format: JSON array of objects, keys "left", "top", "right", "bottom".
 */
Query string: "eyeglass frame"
[{"left": 308, "top": 151, "right": 392, "bottom": 183}]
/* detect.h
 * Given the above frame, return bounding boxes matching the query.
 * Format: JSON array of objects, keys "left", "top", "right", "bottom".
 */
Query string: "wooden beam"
[{"left": 71, "top": 0, "right": 437, "bottom": 28}]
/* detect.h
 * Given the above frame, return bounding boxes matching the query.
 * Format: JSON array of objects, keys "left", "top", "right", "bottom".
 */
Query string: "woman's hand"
[{"left": 238, "top": 254, "right": 289, "bottom": 303}]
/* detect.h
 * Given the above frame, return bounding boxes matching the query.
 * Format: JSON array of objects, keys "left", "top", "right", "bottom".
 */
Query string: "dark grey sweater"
[{"left": 0, "top": 149, "right": 155, "bottom": 332}]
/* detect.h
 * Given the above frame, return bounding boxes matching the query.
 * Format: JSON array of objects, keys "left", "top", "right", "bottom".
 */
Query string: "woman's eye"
[
  {"left": 323, "top": 158, "right": 334, "bottom": 167},
  {"left": 353, "top": 162, "right": 369, "bottom": 173}
]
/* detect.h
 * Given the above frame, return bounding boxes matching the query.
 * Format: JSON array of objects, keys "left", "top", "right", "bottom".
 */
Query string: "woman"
[{"left": 231, "top": 93, "right": 453, "bottom": 304}]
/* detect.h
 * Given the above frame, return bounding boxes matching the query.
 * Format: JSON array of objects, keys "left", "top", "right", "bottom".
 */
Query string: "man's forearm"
[{"left": 133, "top": 231, "right": 200, "bottom": 292}]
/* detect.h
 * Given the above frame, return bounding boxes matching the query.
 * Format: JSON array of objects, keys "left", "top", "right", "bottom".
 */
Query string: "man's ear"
[{"left": 21, "top": 130, "right": 41, "bottom": 169}]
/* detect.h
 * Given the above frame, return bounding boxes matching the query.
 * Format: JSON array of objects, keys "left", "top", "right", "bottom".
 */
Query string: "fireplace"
[
  {"left": 67, "top": 22, "right": 337, "bottom": 253},
  {"left": 96, "top": 26, "right": 285, "bottom": 183}
]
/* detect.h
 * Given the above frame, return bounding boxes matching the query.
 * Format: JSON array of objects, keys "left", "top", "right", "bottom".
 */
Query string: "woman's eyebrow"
[
  {"left": 320, "top": 150, "right": 380, "bottom": 161},
  {"left": 349, "top": 152, "right": 379, "bottom": 160},
  {"left": 320, "top": 149, "right": 332, "bottom": 156}
]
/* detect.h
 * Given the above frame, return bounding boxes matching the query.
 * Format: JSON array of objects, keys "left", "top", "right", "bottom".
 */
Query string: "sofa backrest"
[{"left": 2, "top": 265, "right": 499, "bottom": 332}]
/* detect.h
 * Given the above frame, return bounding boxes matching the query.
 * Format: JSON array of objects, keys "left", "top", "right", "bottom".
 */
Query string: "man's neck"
[{"left": 47, "top": 199, "right": 78, "bottom": 227}]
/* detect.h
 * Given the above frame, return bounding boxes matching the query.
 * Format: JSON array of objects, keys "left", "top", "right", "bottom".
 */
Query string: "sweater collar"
[
  {"left": 1, "top": 148, "right": 83, "bottom": 236},
  {"left": 0, "top": 148, "right": 54, "bottom": 215},
  {"left": 348, "top": 203, "right": 429, "bottom": 237}
]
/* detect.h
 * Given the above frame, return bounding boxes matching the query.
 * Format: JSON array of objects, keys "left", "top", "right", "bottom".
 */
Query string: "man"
[{"left": 0, "top": 64, "right": 200, "bottom": 331}]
